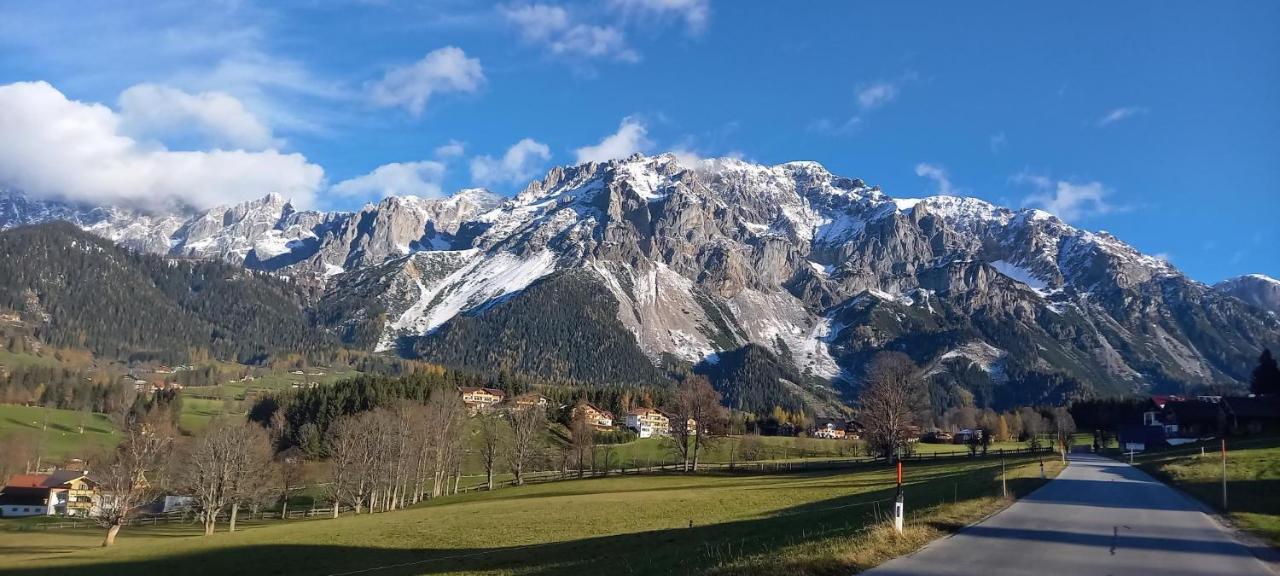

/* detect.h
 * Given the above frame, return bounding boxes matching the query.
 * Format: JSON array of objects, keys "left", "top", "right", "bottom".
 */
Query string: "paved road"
[{"left": 866, "top": 453, "right": 1274, "bottom": 576}]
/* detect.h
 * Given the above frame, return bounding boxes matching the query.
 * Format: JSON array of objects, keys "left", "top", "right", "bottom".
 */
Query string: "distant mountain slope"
[
  {"left": 0, "top": 222, "right": 330, "bottom": 363},
  {"left": 5, "top": 155, "right": 1278, "bottom": 414},
  {"left": 409, "top": 270, "right": 667, "bottom": 386},
  {"left": 1215, "top": 274, "right": 1280, "bottom": 316}
]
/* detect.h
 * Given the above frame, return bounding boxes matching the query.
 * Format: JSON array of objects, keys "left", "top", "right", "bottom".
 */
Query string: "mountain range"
[{"left": 2, "top": 154, "right": 1276, "bottom": 415}]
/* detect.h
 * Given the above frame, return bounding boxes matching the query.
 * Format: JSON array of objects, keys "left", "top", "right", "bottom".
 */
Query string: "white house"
[{"left": 625, "top": 408, "right": 670, "bottom": 438}]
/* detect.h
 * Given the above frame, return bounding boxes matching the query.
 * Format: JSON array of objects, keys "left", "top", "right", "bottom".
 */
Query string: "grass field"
[
  {"left": 0, "top": 404, "right": 119, "bottom": 463},
  {"left": 1131, "top": 436, "right": 1280, "bottom": 546},
  {"left": 0, "top": 454, "right": 1063, "bottom": 575}
]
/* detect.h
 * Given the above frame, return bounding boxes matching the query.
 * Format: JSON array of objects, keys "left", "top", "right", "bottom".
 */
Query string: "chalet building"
[
  {"left": 459, "top": 387, "right": 506, "bottom": 415},
  {"left": 625, "top": 408, "right": 670, "bottom": 438},
  {"left": 1223, "top": 396, "right": 1280, "bottom": 435},
  {"left": 573, "top": 403, "right": 614, "bottom": 430},
  {"left": 1120, "top": 395, "right": 1280, "bottom": 450},
  {"left": 0, "top": 471, "right": 100, "bottom": 517},
  {"left": 812, "top": 418, "right": 848, "bottom": 439},
  {"left": 512, "top": 393, "right": 551, "bottom": 410}
]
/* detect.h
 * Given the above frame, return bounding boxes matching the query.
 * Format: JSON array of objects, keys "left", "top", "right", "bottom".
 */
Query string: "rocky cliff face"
[
  {"left": 1215, "top": 274, "right": 1280, "bottom": 316},
  {"left": 4, "top": 155, "right": 1276, "bottom": 409}
]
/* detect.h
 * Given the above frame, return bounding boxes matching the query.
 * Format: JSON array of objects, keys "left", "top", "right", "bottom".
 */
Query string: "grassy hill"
[
  {"left": 0, "top": 454, "right": 1061, "bottom": 575},
  {"left": 0, "top": 404, "right": 118, "bottom": 463},
  {"left": 1133, "top": 436, "right": 1280, "bottom": 546}
]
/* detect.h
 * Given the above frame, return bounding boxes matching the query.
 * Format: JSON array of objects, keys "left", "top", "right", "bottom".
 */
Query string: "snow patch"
[{"left": 990, "top": 260, "right": 1049, "bottom": 293}]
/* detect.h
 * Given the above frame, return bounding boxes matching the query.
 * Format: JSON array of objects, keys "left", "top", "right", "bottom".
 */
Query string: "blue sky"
[{"left": 0, "top": 1, "right": 1276, "bottom": 282}]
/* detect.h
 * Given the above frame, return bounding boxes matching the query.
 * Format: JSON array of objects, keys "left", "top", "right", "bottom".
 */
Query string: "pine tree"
[{"left": 1251, "top": 349, "right": 1280, "bottom": 396}]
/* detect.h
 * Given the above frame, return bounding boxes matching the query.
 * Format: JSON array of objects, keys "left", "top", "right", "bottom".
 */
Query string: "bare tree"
[
  {"left": 95, "top": 416, "right": 174, "bottom": 546},
  {"left": 227, "top": 427, "right": 273, "bottom": 531},
  {"left": 664, "top": 410, "right": 693, "bottom": 472},
  {"left": 326, "top": 414, "right": 367, "bottom": 518},
  {"left": 0, "top": 432, "right": 37, "bottom": 479},
  {"left": 665, "top": 376, "right": 727, "bottom": 472},
  {"left": 424, "top": 390, "right": 466, "bottom": 498},
  {"left": 569, "top": 405, "right": 595, "bottom": 478},
  {"left": 181, "top": 418, "right": 273, "bottom": 535},
  {"left": 506, "top": 405, "right": 545, "bottom": 485},
  {"left": 857, "top": 352, "right": 926, "bottom": 460},
  {"left": 477, "top": 413, "right": 506, "bottom": 491},
  {"left": 274, "top": 446, "right": 306, "bottom": 520}
]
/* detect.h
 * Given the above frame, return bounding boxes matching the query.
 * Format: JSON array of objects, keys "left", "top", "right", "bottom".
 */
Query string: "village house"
[
  {"left": 625, "top": 407, "right": 670, "bottom": 438},
  {"left": 812, "top": 418, "right": 847, "bottom": 439},
  {"left": 512, "top": 393, "right": 551, "bottom": 410},
  {"left": 459, "top": 387, "right": 506, "bottom": 414},
  {"left": 0, "top": 470, "right": 100, "bottom": 517},
  {"left": 573, "top": 403, "right": 614, "bottom": 430}
]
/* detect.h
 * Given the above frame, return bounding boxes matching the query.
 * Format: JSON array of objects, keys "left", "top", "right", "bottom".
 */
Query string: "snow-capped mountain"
[
  {"left": 1215, "top": 274, "right": 1280, "bottom": 316},
  {"left": 4, "top": 154, "right": 1277, "bottom": 408}
]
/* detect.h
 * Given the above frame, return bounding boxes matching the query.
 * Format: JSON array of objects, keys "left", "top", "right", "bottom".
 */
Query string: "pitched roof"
[
  {"left": 1224, "top": 396, "right": 1280, "bottom": 420},
  {"left": 577, "top": 402, "right": 613, "bottom": 419},
  {"left": 1165, "top": 400, "right": 1223, "bottom": 422},
  {"left": 4, "top": 474, "right": 50, "bottom": 489},
  {"left": 4, "top": 470, "right": 94, "bottom": 490},
  {"left": 627, "top": 407, "right": 664, "bottom": 417},
  {"left": 458, "top": 386, "right": 506, "bottom": 397},
  {"left": 46, "top": 470, "right": 92, "bottom": 487}
]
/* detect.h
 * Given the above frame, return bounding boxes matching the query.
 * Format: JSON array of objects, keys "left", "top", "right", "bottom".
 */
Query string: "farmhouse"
[
  {"left": 812, "top": 418, "right": 847, "bottom": 439},
  {"left": 512, "top": 393, "right": 551, "bottom": 410},
  {"left": 0, "top": 470, "right": 100, "bottom": 517},
  {"left": 625, "top": 408, "right": 670, "bottom": 438},
  {"left": 573, "top": 403, "right": 614, "bottom": 430},
  {"left": 459, "top": 387, "right": 506, "bottom": 414}
]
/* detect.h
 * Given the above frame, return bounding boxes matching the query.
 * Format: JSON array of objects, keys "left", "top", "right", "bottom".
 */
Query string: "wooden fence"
[{"left": 29, "top": 446, "right": 1056, "bottom": 530}]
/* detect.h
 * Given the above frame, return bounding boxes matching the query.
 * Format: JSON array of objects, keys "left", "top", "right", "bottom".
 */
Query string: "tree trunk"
[
  {"left": 229, "top": 502, "right": 239, "bottom": 533},
  {"left": 102, "top": 523, "right": 121, "bottom": 547},
  {"left": 514, "top": 458, "right": 524, "bottom": 486},
  {"left": 692, "top": 433, "right": 702, "bottom": 472},
  {"left": 204, "top": 512, "right": 216, "bottom": 536},
  {"left": 281, "top": 498, "right": 289, "bottom": 520},
  {"left": 332, "top": 500, "right": 340, "bottom": 519},
  {"left": 486, "top": 466, "right": 494, "bottom": 491}
]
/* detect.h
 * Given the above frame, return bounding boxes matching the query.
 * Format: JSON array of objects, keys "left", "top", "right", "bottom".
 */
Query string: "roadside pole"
[
  {"left": 894, "top": 460, "right": 904, "bottom": 534},
  {"left": 1001, "top": 456, "right": 1008, "bottom": 499},
  {"left": 1221, "top": 438, "right": 1228, "bottom": 511}
]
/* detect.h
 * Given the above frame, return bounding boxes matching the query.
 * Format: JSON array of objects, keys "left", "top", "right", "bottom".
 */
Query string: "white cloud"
[
  {"left": 1013, "top": 171, "right": 1117, "bottom": 221},
  {"left": 117, "top": 83, "right": 277, "bottom": 150},
  {"left": 609, "top": 0, "right": 710, "bottom": 34},
  {"left": 502, "top": 3, "right": 571, "bottom": 42},
  {"left": 857, "top": 81, "right": 899, "bottom": 110},
  {"left": 552, "top": 24, "right": 639, "bottom": 62},
  {"left": 575, "top": 117, "right": 653, "bottom": 163},
  {"left": 915, "top": 163, "right": 956, "bottom": 196},
  {"left": 500, "top": 4, "right": 639, "bottom": 62},
  {"left": 1097, "top": 106, "right": 1148, "bottom": 127},
  {"left": 368, "top": 46, "right": 485, "bottom": 116},
  {"left": 470, "top": 138, "right": 552, "bottom": 186},
  {"left": 0, "top": 81, "right": 323, "bottom": 211},
  {"left": 434, "top": 140, "right": 466, "bottom": 158},
  {"left": 331, "top": 160, "right": 447, "bottom": 200}
]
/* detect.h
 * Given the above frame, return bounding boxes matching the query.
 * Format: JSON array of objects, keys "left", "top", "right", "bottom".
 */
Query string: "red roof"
[{"left": 5, "top": 474, "right": 50, "bottom": 489}]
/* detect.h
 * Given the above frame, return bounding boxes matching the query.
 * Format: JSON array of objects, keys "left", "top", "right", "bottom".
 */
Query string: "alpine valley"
[{"left": 2, "top": 154, "right": 1277, "bottom": 416}]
